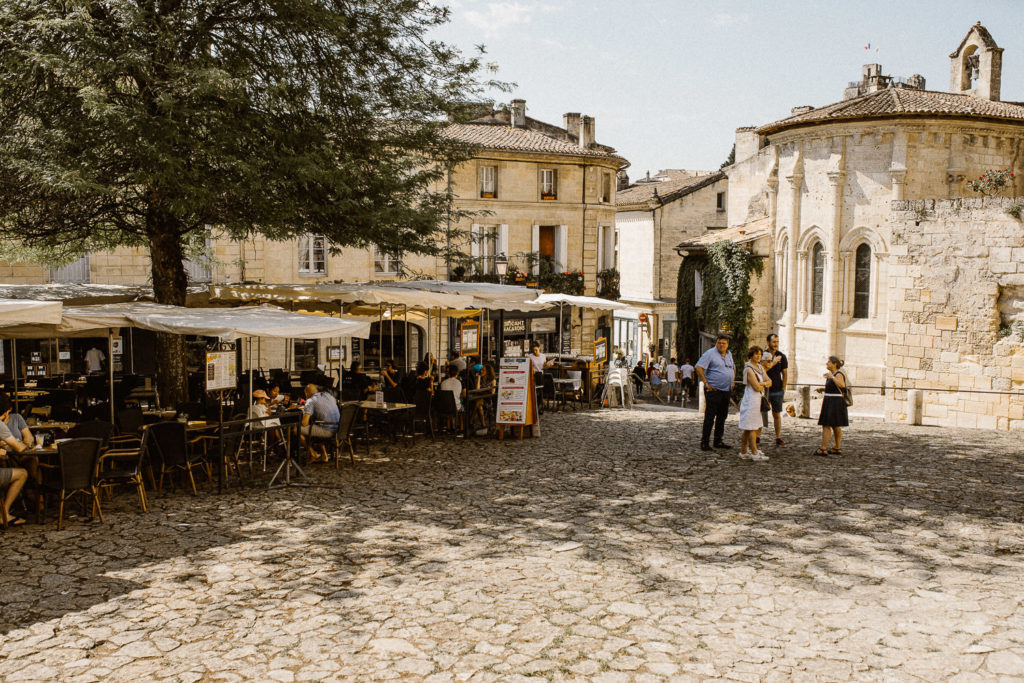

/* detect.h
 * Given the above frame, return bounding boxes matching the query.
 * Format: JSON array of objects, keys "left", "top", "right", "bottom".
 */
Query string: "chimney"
[
  {"left": 734, "top": 126, "right": 762, "bottom": 163},
  {"left": 579, "top": 115, "right": 595, "bottom": 148},
  {"left": 510, "top": 99, "right": 526, "bottom": 128},
  {"left": 790, "top": 105, "right": 814, "bottom": 115},
  {"left": 907, "top": 74, "right": 925, "bottom": 90},
  {"left": 563, "top": 112, "right": 581, "bottom": 140}
]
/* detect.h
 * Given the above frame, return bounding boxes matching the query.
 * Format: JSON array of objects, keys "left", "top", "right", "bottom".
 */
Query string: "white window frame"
[
  {"left": 480, "top": 165, "right": 497, "bottom": 198},
  {"left": 298, "top": 234, "right": 327, "bottom": 276},
  {"left": 540, "top": 169, "right": 557, "bottom": 199},
  {"left": 374, "top": 248, "right": 401, "bottom": 276}
]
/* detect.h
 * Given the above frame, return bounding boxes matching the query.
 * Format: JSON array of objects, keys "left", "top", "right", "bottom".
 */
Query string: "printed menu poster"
[
  {"left": 497, "top": 357, "right": 530, "bottom": 425},
  {"left": 205, "top": 351, "right": 237, "bottom": 391}
]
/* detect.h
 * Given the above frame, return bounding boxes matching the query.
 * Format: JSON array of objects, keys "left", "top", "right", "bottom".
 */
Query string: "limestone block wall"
[
  {"left": 655, "top": 180, "right": 728, "bottom": 300},
  {"left": 885, "top": 197, "right": 1024, "bottom": 430}
]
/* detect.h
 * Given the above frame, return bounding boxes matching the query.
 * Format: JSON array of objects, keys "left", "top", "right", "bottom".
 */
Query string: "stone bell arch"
[{"left": 950, "top": 22, "right": 1002, "bottom": 101}]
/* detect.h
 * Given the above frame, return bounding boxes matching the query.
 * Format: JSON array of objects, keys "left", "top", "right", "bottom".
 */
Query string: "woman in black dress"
[{"left": 814, "top": 355, "right": 849, "bottom": 456}]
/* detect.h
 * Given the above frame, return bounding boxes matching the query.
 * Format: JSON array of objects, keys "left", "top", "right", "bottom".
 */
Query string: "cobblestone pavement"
[{"left": 3, "top": 408, "right": 1024, "bottom": 682}]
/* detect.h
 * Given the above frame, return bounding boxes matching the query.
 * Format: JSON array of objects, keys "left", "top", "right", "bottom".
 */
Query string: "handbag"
[
  {"left": 760, "top": 395, "right": 771, "bottom": 412},
  {"left": 837, "top": 371, "right": 853, "bottom": 406}
]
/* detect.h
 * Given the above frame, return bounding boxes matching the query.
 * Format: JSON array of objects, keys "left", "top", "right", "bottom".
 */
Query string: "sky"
[{"left": 432, "top": 0, "right": 1024, "bottom": 180}]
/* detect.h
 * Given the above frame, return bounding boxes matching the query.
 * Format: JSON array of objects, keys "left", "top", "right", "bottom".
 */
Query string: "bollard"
[
  {"left": 797, "top": 386, "right": 811, "bottom": 418},
  {"left": 907, "top": 389, "right": 923, "bottom": 425},
  {"left": 698, "top": 381, "right": 706, "bottom": 414}
]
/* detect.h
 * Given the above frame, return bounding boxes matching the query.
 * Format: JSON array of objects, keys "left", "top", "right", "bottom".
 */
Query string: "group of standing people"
[{"left": 694, "top": 333, "right": 850, "bottom": 461}]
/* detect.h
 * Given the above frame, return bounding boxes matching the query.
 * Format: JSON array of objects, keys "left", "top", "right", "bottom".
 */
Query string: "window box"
[
  {"left": 541, "top": 193, "right": 556, "bottom": 201},
  {"left": 480, "top": 192, "right": 495, "bottom": 199}
]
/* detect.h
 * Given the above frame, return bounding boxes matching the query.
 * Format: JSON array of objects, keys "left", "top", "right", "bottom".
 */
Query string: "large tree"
[{"left": 0, "top": 0, "right": 496, "bottom": 404}]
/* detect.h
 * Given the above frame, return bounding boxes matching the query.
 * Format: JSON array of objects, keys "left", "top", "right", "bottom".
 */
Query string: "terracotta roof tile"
[
  {"left": 676, "top": 217, "right": 771, "bottom": 249},
  {"left": 756, "top": 88, "right": 1024, "bottom": 135},
  {"left": 444, "top": 122, "right": 623, "bottom": 161},
  {"left": 616, "top": 171, "right": 725, "bottom": 208}
]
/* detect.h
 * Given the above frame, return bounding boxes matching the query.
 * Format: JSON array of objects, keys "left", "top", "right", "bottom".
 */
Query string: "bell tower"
[{"left": 949, "top": 22, "right": 1003, "bottom": 101}]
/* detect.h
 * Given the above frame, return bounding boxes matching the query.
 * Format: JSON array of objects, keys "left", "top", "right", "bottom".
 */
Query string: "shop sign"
[
  {"left": 531, "top": 317, "right": 557, "bottom": 334},
  {"left": 205, "top": 351, "right": 236, "bottom": 392},
  {"left": 503, "top": 318, "right": 527, "bottom": 334}
]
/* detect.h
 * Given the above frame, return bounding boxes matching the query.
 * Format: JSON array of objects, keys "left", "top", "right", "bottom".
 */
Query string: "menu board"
[
  {"left": 205, "top": 351, "right": 237, "bottom": 391},
  {"left": 460, "top": 320, "right": 480, "bottom": 355},
  {"left": 496, "top": 357, "right": 531, "bottom": 425},
  {"left": 594, "top": 337, "right": 608, "bottom": 364}
]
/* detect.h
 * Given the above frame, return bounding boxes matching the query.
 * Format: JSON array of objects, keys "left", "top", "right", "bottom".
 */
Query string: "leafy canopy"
[{"left": 0, "top": 0, "right": 501, "bottom": 264}]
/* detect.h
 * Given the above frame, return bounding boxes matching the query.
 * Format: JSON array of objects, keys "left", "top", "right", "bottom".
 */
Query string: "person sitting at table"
[
  {"left": 439, "top": 364, "right": 465, "bottom": 431},
  {"left": 300, "top": 383, "right": 339, "bottom": 464},
  {"left": 380, "top": 360, "right": 400, "bottom": 389},
  {"left": 423, "top": 352, "right": 439, "bottom": 380},
  {"left": 267, "top": 384, "right": 291, "bottom": 409},
  {"left": 0, "top": 395, "right": 32, "bottom": 526},
  {"left": 413, "top": 361, "right": 434, "bottom": 395},
  {"left": 470, "top": 363, "right": 497, "bottom": 436},
  {"left": 348, "top": 361, "right": 377, "bottom": 399},
  {"left": 529, "top": 342, "right": 551, "bottom": 387},
  {"left": 249, "top": 389, "right": 283, "bottom": 451}
]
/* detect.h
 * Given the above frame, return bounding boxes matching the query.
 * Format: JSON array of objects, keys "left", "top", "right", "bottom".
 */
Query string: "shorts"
[
  {"left": 767, "top": 390, "right": 785, "bottom": 413},
  {"left": 667, "top": 381, "right": 679, "bottom": 391},
  {"left": 0, "top": 468, "right": 13, "bottom": 487},
  {"left": 302, "top": 424, "right": 337, "bottom": 439}
]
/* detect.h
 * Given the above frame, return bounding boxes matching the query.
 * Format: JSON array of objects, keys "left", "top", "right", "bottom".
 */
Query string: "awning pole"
[
  {"left": 559, "top": 303, "right": 564, "bottom": 360},
  {"left": 108, "top": 329, "right": 115, "bottom": 424},
  {"left": 12, "top": 338, "right": 18, "bottom": 414},
  {"left": 129, "top": 327, "right": 135, "bottom": 374},
  {"left": 390, "top": 304, "right": 395, "bottom": 363},
  {"left": 425, "top": 307, "right": 432, "bottom": 372},
  {"left": 403, "top": 305, "right": 409, "bottom": 374}
]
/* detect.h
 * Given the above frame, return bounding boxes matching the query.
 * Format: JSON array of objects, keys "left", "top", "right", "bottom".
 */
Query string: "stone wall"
[
  {"left": 886, "top": 197, "right": 1024, "bottom": 430},
  {"left": 655, "top": 179, "right": 728, "bottom": 300}
]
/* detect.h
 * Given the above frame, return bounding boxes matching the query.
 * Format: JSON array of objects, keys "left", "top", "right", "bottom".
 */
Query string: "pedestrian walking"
[
  {"left": 649, "top": 363, "right": 663, "bottom": 401},
  {"left": 632, "top": 361, "right": 646, "bottom": 396},
  {"left": 679, "top": 358, "right": 694, "bottom": 403},
  {"left": 665, "top": 357, "right": 680, "bottom": 402},
  {"left": 739, "top": 346, "right": 771, "bottom": 461},
  {"left": 814, "top": 355, "right": 849, "bottom": 456},
  {"left": 760, "top": 333, "right": 789, "bottom": 447},
  {"left": 695, "top": 335, "right": 735, "bottom": 452}
]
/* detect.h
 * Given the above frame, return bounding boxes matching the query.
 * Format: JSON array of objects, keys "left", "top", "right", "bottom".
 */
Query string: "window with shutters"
[
  {"left": 811, "top": 242, "right": 824, "bottom": 315},
  {"left": 480, "top": 165, "right": 497, "bottom": 198},
  {"left": 476, "top": 227, "right": 498, "bottom": 274},
  {"left": 540, "top": 169, "right": 557, "bottom": 199},
  {"left": 298, "top": 234, "right": 326, "bottom": 275},
  {"left": 853, "top": 243, "right": 871, "bottom": 319}
]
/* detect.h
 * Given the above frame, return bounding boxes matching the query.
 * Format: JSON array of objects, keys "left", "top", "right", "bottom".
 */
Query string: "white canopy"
[
  {"left": 0, "top": 299, "right": 63, "bottom": 327},
  {"left": 533, "top": 293, "right": 634, "bottom": 311},
  {"left": 0, "top": 303, "right": 372, "bottom": 340},
  {"left": 374, "top": 280, "right": 547, "bottom": 311},
  {"left": 208, "top": 282, "right": 474, "bottom": 310}
]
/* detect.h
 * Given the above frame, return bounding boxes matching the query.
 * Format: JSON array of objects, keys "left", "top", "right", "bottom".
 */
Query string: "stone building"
[
  {"left": 0, "top": 98, "right": 627, "bottom": 368},
  {"left": 692, "top": 22, "right": 1024, "bottom": 429},
  {"left": 614, "top": 170, "right": 728, "bottom": 363}
]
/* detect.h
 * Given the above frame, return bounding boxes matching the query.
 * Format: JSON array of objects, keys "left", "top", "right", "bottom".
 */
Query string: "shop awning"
[
  {"left": 0, "top": 303, "right": 372, "bottom": 340},
  {"left": 208, "top": 282, "right": 474, "bottom": 310},
  {"left": 0, "top": 299, "right": 63, "bottom": 327},
  {"left": 533, "top": 293, "right": 635, "bottom": 311}
]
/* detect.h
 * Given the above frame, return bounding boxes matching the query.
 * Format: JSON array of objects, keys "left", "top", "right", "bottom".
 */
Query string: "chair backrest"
[
  {"left": 148, "top": 421, "right": 187, "bottom": 466},
  {"left": 413, "top": 389, "right": 432, "bottom": 418},
  {"left": 336, "top": 403, "right": 359, "bottom": 442},
  {"left": 436, "top": 390, "right": 458, "bottom": 416},
  {"left": 57, "top": 437, "right": 102, "bottom": 490},
  {"left": 566, "top": 370, "right": 582, "bottom": 390},
  {"left": 117, "top": 407, "right": 144, "bottom": 435},
  {"left": 383, "top": 386, "right": 405, "bottom": 404},
  {"left": 69, "top": 420, "right": 115, "bottom": 447},
  {"left": 542, "top": 373, "right": 556, "bottom": 396}
]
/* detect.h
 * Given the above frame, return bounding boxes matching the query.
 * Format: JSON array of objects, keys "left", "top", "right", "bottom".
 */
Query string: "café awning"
[
  {"left": 0, "top": 299, "right": 63, "bottom": 327},
  {"left": 533, "top": 293, "right": 635, "bottom": 311},
  {"left": 208, "top": 282, "right": 474, "bottom": 310}
]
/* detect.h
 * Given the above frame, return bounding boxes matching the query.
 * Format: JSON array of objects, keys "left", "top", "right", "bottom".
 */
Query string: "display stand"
[{"left": 496, "top": 357, "right": 537, "bottom": 441}]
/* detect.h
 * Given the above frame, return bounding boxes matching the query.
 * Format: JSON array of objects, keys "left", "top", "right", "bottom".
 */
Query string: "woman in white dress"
[{"left": 739, "top": 346, "right": 771, "bottom": 461}]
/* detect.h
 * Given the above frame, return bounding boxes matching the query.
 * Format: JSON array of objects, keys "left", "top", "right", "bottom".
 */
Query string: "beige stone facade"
[
  {"left": 717, "top": 23, "right": 1024, "bottom": 429},
  {"left": 885, "top": 198, "right": 1024, "bottom": 430}
]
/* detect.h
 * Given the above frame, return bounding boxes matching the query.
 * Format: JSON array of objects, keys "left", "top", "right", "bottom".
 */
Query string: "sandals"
[
  {"left": 813, "top": 448, "right": 829, "bottom": 457},
  {"left": 3, "top": 516, "right": 27, "bottom": 527},
  {"left": 828, "top": 448, "right": 842, "bottom": 455}
]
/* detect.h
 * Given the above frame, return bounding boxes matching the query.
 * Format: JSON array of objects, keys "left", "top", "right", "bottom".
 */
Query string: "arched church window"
[
  {"left": 853, "top": 243, "right": 871, "bottom": 319},
  {"left": 811, "top": 242, "right": 824, "bottom": 315}
]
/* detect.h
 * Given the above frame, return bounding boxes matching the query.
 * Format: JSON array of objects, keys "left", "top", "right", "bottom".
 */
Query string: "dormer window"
[{"left": 540, "top": 169, "right": 557, "bottom": 200}]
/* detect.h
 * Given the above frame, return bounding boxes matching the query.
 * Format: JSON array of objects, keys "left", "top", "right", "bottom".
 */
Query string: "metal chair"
[
  {"left": 435, "top": 389, "right": 461, "bottom": 436},
  {"left": 148, "top": 421, "right": 206, "bottom": 495},
  {"left": 67, "top": 420, "right": 115, "bottom": 450},
  {"left": 410, "top": 390, "right": 435, "bottom": 442},
  {"left": 96, "top": 427, "right": 152, "bottom": 512},
  {"left": 40, "top": 437, "right": 104, "bottom": 530}
]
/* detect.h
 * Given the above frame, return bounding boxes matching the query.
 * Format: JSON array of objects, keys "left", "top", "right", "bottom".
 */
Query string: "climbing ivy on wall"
[{"left": 675, "top": 241, "right": 764, "bottom": 366}]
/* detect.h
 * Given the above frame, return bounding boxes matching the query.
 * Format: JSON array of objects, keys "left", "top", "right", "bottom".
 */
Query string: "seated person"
[
  {"left": 267, "top": 384, "right": 292, "bottom": 409},
  {"left": 300, "top": 384, "right": 339, "bottom": 463},
  {"left": 0, "top": 395, "right": 32, "bottom": 526},
  {"left": 248, "top": 390, "right": 281, "bottom": 428},
  {"left": 348, "top": 361, "right": 376, "bottom": 399},
  {"left": 439, "top": 364, "right": 464, "bottom": 430},
  {"left": 380, "top": 360, "right": 400, "bottom": 389},
  {"left": 470, "top": 363, "right": 497, "bottom": 435},
  {"left": 413, "top": 361, "right": 434, "bottom": 395}
]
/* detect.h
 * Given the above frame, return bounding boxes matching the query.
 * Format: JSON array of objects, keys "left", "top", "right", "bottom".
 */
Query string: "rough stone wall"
[
  {"left": 886, "top": 197, "right": 1024, "bottom": 430},
  {"left": 655, "top": 179, "right": 728, "bottom": 300}
]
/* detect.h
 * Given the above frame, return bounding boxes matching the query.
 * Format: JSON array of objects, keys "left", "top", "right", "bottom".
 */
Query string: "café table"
[
  {"left": 353, "top": 400, "right": 414, "bottom": 444},
  {"left": 551, "top": 378, "right": 579, "bottom": 411}
]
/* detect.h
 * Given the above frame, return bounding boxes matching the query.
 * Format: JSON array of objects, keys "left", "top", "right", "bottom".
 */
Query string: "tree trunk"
[{"left": 147, "top": 212, "right": 189, "bottom": 408}]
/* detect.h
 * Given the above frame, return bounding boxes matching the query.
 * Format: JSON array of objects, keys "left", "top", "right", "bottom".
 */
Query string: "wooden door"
[{"left": 539, "top": 226, "right": 555, "bottom": 259}]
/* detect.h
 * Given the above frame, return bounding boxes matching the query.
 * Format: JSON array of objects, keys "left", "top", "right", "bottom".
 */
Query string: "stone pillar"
[
  {"left": 796, "top": 250, "right": 808, "bottom": 319},
  {"left": 797, "top": 385, "right": 811, "bottom": 418},
  {"left": 766, "top": 175, "right": 779, "bottom": 321},
  {"left": 907, "top": 389, "right": 923, "bottom": 425},
  {"left": 825, "top": 170, "right": 845, "bottom": 356},
  {"left": 839, "top": 251, "right": 853, "bottom": 315},
  {"left": 784, "top": 172, "right": 802, "bottom": 388}
]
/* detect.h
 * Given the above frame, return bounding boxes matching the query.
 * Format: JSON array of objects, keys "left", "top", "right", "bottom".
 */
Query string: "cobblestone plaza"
[{"left": 2, "top": 408, "right": 1023, "bottom": 681}]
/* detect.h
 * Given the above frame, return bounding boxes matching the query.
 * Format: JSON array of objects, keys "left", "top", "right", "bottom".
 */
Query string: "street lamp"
[{"left": 495, "top": 254, "right": 508, "bottom": 284}]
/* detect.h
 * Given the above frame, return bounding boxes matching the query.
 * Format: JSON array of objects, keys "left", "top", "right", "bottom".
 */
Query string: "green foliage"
[
  {"left": 720, "top": 143, "right": 736, "bottom": 170},
  {"left": 0, "top": 0, "right": 502, "bottom": 267},
  {"left": 597, "top": 268, "right": 620, "bottom": 300},
  {"left": 539, "top": 269, "right": 584, "bottom": 296},
  {"left": 1006, "top": 203, "right": 1023, "bottom": 221},
  {"left": 675, "top": 241, "right": 764, "bottom": 366}
]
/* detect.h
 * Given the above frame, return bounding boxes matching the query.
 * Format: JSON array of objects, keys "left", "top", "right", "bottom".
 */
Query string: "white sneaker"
[
  {"left": 752, "top": 452, "right": 769, "bottom": 462},
  {"left": 739, "top": 452, "right": 753, "bottom": 460}
]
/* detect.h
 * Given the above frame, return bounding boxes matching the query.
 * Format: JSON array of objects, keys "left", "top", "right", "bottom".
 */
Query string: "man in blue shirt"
[
  {"left": 301, "top": 383, "right": 340, "bottom": 463},
  {"left": 695, "top": 335, "right": 736, "bottom": 451}
]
